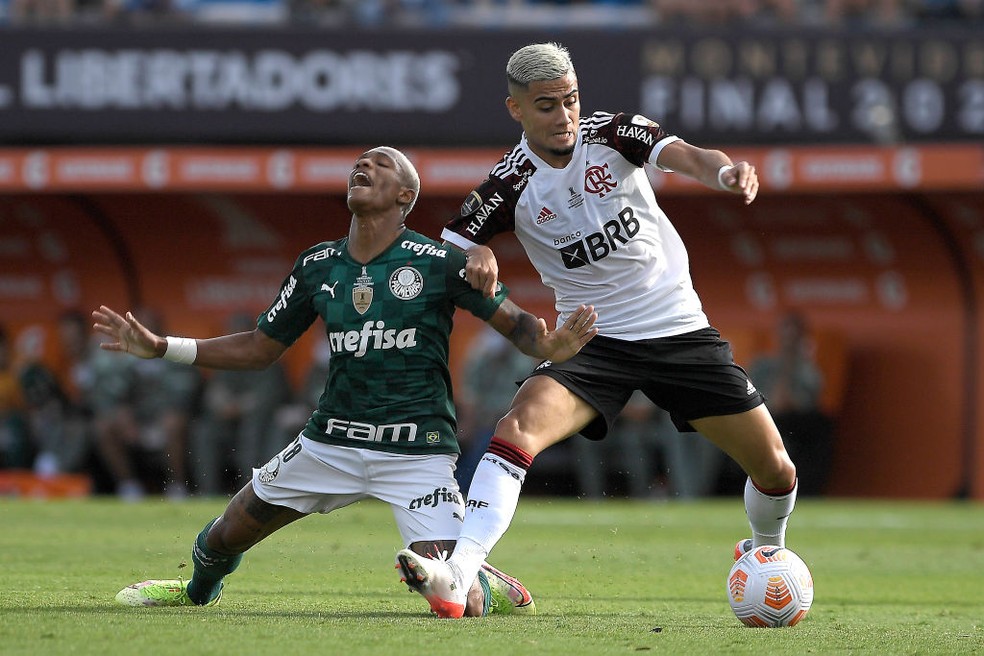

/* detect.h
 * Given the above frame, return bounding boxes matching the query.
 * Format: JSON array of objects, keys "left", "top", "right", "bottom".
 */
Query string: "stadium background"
[{"left": 1, "top": 11, "right": 982, "bottom": 500}]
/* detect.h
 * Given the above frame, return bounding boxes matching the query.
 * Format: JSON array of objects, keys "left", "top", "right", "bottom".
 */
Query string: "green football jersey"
[{"left": 257, "top": 229, "right": 508, "bottom": 455}]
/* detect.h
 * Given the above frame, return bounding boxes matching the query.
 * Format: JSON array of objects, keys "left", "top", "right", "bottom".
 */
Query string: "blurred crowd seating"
[
  {"left": 0, "top": 310, "right": 331, "bottom": 500},
  {"left": 0, "top": 307, "right": 846, "bottom": 500},
  {"left": 1, "top": 0, "right": 981, "bottom": 27}
]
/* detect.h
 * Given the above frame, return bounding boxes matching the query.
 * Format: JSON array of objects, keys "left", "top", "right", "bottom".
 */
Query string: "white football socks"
[
  {"left": 451, "top": 454, "right": 527, "bottom": 585},
  {"left": 744, "top": 477, "right": 797, "bottom": 548}
]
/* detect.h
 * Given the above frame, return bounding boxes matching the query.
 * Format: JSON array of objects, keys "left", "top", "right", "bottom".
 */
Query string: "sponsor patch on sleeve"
[{"left": 459, "top": 190, "right": 483, "bottom": 216}]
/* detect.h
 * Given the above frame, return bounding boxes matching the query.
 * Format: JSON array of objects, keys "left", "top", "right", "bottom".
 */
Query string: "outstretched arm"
[
  {"left": 92, "top": 305, "right": 287, "bottom": 370},
  {"left": 657, "top": 140, "right": 759, "bottom": 205},
  {"left": 485, "top": 300, "right": 598, "bottom": 363}
]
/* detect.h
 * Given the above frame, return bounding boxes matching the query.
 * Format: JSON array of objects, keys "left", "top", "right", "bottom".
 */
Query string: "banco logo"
[{"left": 558, "top": 207, "right": 640, "bottom": 269}]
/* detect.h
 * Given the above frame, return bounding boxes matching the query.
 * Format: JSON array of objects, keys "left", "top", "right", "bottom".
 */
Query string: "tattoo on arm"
[
  {"left": 488, "top": 299, "right": 544, "bottom": 357},
  {"left": 505, "top": 311, "right": 540, "bottom": 356}
]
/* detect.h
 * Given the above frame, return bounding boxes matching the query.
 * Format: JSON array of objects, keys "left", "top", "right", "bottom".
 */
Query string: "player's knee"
[
  {"left": 753, "top": 452, "right": 796, "bottom": 491},
  {"left": 493, "top": 413, "right": 522, "bottom": 442},
  {"left": 492, "top": 412, "right": 559, "bottom": 457}
]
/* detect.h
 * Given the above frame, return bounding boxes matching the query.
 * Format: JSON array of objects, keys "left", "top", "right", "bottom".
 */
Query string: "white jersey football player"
[{"left": 396, "top": 42, "right": 799, "bottom": 619}]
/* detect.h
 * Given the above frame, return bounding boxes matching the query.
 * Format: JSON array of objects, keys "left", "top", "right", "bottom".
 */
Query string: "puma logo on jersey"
[{"left": 321, "top": 281, "right": 339, "bottom": 298}]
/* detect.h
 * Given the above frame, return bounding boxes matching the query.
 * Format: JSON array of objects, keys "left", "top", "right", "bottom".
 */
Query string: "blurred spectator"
[
  {"left": 573, "top": 390, "right": 663, "bottom": 499},
  {"left": 8, "top": 0, "right": 73, "bottom": 23},
  {"left": 652, "top": 0, "right": 798, "bottom": 25},
  {"left": 102, "top": 0, "right": 190, "bottom": 24},
  {"left": 3, "top": 0, "right": 980, "bottom": 27},
  {"left": 657, "top": 409, "right": 726, "bottom": 499},
  {"left": 747, "top": 311, "right": 834, "bottom": 495},
  {"left": 93, "top": 308, "right": 202, "bottom": 501},
  {"left": 189, "top": 312, "right": 291, "bottom": 496},
  {"left": 288, "top": 0, "right": 346, "bottom": 24},
  {"left": 0, "top": 325, "right": 31, "bottom": 470},
  {"left": 823, "top": 0, "right": 907, "bottom": 26},
  {"left": 16, "top": 312, "right": 94, "bottom": 478},
  {"left": 751, "top": 313, "right": 823, "bottom": 421},
  {"left": 271, "top": 338, "right": 331, "bottom": 446},
  {"left": 185, "top": 0, "right": 287, "bottom": 24},
  {"left": 912, "top": 0, "right": 983, "bottom": 21},
  {"left": 455, "top": 326, "right": 537, "bottom": 494},
  {"left": 574, "top": 390, "right": 727, "bottom": 500}
]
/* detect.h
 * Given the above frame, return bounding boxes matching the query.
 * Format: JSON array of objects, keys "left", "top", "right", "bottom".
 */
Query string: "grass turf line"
[{"left": 1, "top": 497, "right": 982, "bottom": 655}]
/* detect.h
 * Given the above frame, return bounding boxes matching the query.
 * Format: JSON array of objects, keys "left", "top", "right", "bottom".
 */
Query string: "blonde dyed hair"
[{"left": 506, "top": 42, "right": 575, "bottom": 91}]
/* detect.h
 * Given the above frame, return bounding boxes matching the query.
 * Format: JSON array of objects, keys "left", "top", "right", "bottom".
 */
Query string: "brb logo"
[{"left": 558, "top": 207, "right": 640, "bottom": 269}]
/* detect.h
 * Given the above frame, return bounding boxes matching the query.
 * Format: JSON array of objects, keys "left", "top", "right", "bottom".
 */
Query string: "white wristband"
[
  {"left": 163, "top": 336, "right": 197, "bottom": 364},
  {"left": 717, "top": 164, "right": 734, "bottom": 190}
]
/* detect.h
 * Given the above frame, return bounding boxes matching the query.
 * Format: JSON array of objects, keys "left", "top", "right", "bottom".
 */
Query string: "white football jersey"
[{"left": 442, "top": 111, "right": 710, "bottom": 340}]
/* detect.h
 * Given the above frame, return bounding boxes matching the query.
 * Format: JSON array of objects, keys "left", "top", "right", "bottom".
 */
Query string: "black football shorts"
[{"left": 528, "top": 327, "right": 765, "bottom": 440}]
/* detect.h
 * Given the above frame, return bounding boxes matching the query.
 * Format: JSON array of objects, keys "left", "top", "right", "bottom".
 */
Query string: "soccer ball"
[{"left": 727, "top": 545, "right": 814, "bottom": 627}]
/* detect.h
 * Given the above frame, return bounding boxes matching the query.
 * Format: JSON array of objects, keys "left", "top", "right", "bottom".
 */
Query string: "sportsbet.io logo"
[{"left": 389, "top": 266, "right": 423, "bottom": 300}]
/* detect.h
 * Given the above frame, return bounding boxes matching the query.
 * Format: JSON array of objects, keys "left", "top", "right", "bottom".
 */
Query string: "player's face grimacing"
[
  {"left": 346, "top": 149, "right": 407, "bottom": 218},
  {"left": 507, "top": 72, "right": 579, "bottom": 169}
]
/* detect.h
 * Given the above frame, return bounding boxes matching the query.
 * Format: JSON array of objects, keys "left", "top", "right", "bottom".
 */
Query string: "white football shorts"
[{"left": 252, "top": 435, "right": 465, "bottom": 547}]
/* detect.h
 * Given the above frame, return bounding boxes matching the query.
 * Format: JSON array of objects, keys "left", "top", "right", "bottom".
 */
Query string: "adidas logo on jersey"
[{"left": 535, "top": 206, "right": 557, "bottom": 225}]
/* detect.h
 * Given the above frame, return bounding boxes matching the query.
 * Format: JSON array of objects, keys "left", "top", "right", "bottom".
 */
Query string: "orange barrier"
[
  {"left": 0, "top": 144, "right": 981, "bottom": 194},
  {"left": 0, "top": 470, "right": 93, "bottom": 498}
]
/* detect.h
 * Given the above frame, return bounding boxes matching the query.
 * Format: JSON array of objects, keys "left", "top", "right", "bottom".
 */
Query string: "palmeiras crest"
[
  {"left": 389, "top": 266, "right": 423, "bottom": 300},
  {"left": 353, "top": 266, "right": 374, "bottom": 314}
]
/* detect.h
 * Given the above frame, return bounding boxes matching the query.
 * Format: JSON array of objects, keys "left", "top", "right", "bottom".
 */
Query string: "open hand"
[
  {"left": 92, "top": 305, "right": 163, "bottom": 359},
  {"left": 537, "top": 304, "right": 598, "bottom": 364}
]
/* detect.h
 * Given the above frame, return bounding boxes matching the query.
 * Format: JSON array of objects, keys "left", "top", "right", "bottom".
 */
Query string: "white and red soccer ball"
[{"left": 727, "top": 545, "right": 814, "bottom": 628}]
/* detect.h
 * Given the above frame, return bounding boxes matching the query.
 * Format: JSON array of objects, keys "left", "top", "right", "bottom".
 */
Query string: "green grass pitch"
[{"left": 1, "top": 496, "right": 982, "bottom": 655}]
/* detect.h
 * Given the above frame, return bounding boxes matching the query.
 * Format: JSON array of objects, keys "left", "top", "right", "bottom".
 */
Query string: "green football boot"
[{"left": 115, "top": 579, "right": 222, "bottom": 607}]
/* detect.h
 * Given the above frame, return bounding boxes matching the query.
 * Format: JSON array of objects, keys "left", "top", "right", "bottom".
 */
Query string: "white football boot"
[{"left": 396, "top": 549, "right": 467, "bottom": 618}]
